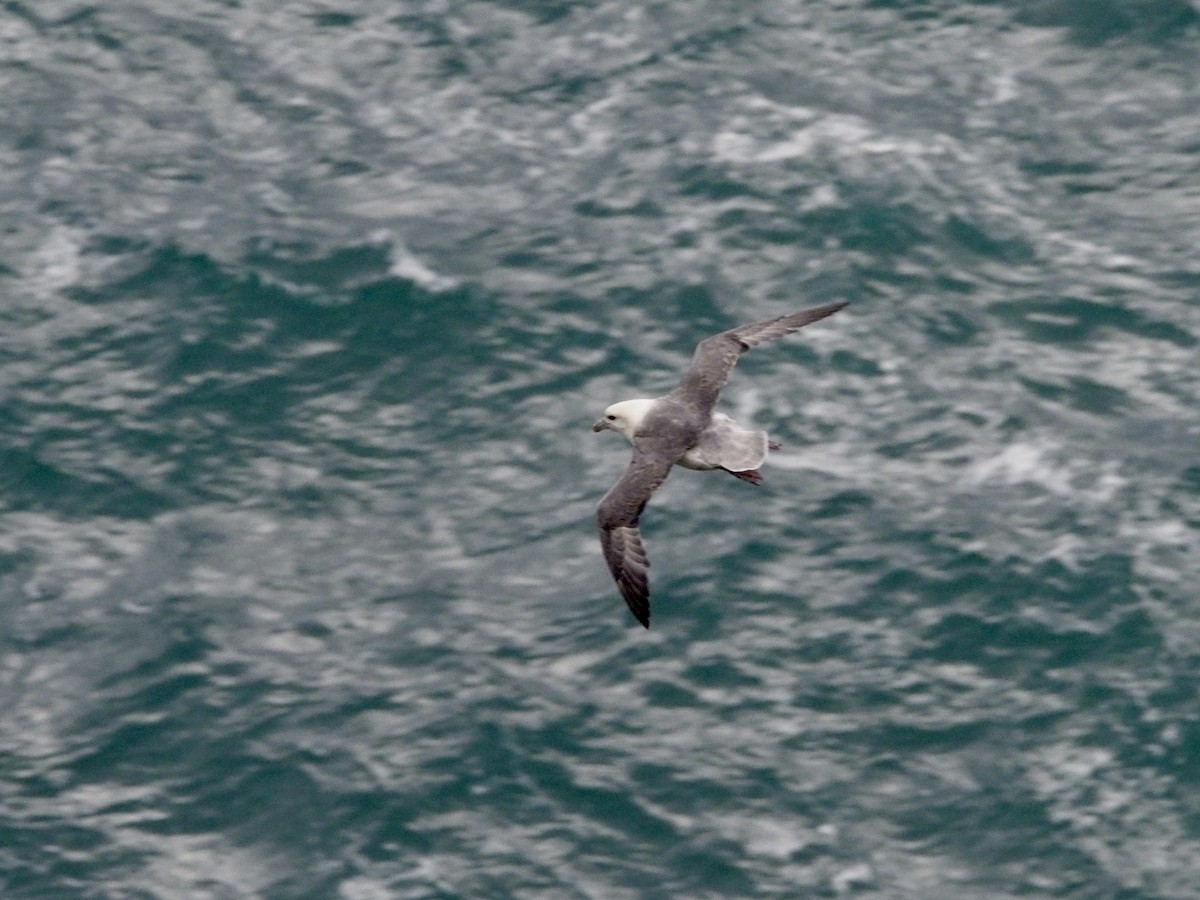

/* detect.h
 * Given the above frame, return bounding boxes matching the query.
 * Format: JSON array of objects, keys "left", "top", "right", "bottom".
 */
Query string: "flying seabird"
[{"left": 592, "top": 301, "right": 847, "bottom": 628}]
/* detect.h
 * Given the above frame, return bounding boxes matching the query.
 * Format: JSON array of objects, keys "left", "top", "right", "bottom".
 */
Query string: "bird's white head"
[{"left": 592, "top": 398, "right": 657, "bottom": 443}]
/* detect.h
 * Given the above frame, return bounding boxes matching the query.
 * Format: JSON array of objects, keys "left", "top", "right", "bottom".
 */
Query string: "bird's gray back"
[{"left": 635, "top": 396, "right": 708, "bottom": 458}]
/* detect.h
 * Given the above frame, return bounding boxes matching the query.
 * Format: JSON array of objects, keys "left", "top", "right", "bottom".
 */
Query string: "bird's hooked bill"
[{"left": 592, "top": 420, "right": 607, "bottom": 432}]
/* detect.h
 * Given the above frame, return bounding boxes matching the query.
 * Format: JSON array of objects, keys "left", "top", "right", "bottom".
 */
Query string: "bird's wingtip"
[{"left": 623, "top": 591, "right": 651, "bottom": 628}]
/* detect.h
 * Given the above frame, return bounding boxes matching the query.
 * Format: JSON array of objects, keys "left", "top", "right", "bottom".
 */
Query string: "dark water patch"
[
  {"left": 677, "top": 164, "right": 764, "bottom": 201},
  {"left": 661, "top": 282, "right": 731, "bottom": 335},
  {"left": 307, "top": 11, "right": 359, "bottom": 28},
  {"left": 107, "top": 244, "right": 463, "bottom": 383},
  {"left": 166, "top": 754, "right": 343, "bottom": 860},
  {"left": 1165, "top": 465, "right": 1200, "bottom": 527},
  {"left": 243, "top": 239, "right": 393, "bottom": 295},
  {"left": 356, "top": 794, "right": 436, "bottom": 862},
  {"left": 0, "top": 818, "right": 139, "bottom": 898},
  {"left": 529, "top": 755, "right": 680, "bottom": 845},
  {"left": 1017, "top": 152, "right": 1121, "bottom": 196},
  {"left": 943, "top": 215, "right": 1036, "bottom": 265},
  {"left": 991, "top": 295, "right": 1195, "bottom": 347},
  {"left": 864, "top": 0, "right": 945, "bottom": 22},
  {"left": 1019, "top": 375, "right": 1128, "bottom": 415},
  {"left": 574, "top": 196, "right": 665, "bottom": 219},
  {"left": 877, "top": 425, "right": 970, "bottom": 460},
  {"left": 486, "top": 0, "right": 589, "bottom": 26},
  {"left": 794, "top": 631, "right": 859, "bottom": 665},
  {"left": 915, "top": 555, "right": 1158, "bottom": 680},
  {"left": 664, "top": 846, "right": 756, "bottom": 896},
  {"left": 642, "top": 679, "right": 699, "bottom": 708},
  {"left": 667, "top": 22, "right": 752, "bottom": 60},
  {"left": 1010, "top": 0, "right": 1200, "bottom": 45},
  {"left": 829, "top": 347, "right": 884, "bottom": 377},
  {"left": 1163, "top": 268, "right": 1200, "bottom": 291},
  {"left": 894, "top": 786, "right": 1106, "bottom": 893},
  {"left": 731, "top": 221, "right": 807, "bottom": 247},
  {"left": 47, "top": 5, "right": 125, "bottom": 51},
  {"left": 70, "top": 716, "right": 185, "bottom": 787},
  {"left": 49, "top": 242, "right": 509, "bottom": 502},
  {"left": 68, "top": 669, "right": 229, "bottom": 791},
  {"left": 918, "top": 307, "right": 984, "bottom": 347},
  {"left": 923, "top": 612, "right": 1097, "bottom": 674},
  {"left": 1019, "top": 158, "right": 1104, "bottom": 178},
  {"left": 498, "top": 229, "right": 571, "bottom": 271},
  {"left": 867, "top": 719, "right": 991, "bottom": 754},
  {"left": 801, "top": 202, "right": 930, "bottom": 256},
  {"left": 0, "top": 445, "right": 171, "bottom": 519},
  {"left": 811, "top": 490, "right": 875, "bottom": 520},
  {"left": 1076, "top": 676, "right": 1190, "bottom": 772},
  {"left": 1062, "top": 178, "right": 1119, "bottom": 197},
  {"left": 684, "top": 654, "right": 763, "bottom": 691},
  {"left": 1163, "top": 719, "right": 1200, "bottom": 785}
]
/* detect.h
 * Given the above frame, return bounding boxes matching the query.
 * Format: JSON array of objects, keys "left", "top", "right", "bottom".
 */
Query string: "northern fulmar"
[{"left": 592, "top": 302, "right": 847, "bottom": 628}]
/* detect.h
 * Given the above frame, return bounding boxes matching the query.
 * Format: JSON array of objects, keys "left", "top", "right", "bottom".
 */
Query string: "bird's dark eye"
[{"left": 606, "top": 414, "right": 616, "bottom": 421}]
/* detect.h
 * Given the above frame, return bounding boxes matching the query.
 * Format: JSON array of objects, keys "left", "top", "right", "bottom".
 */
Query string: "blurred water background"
[{"left": 3, "top": 1, "right": 1200, "bottom": 897}]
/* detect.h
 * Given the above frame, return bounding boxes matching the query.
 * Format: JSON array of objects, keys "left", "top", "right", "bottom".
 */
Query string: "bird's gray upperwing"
[
  {"left": 670, "top": 301, "right": 848, "bottom": 413},
  {"left": 597, "top": 446, "right": 677, "bottom": 628}
]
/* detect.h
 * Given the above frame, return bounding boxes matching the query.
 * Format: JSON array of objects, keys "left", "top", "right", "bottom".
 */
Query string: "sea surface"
[{"left": 3, "top": 2, "right": 1200, "bottom": 897}]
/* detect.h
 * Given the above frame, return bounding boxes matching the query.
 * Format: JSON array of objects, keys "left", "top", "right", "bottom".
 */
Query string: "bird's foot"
[
  {"left": 730, "top": 468, "right": 763, "bottom": 485},
  {"left": 768, "top": 440, "right": 781, "bottom": 451}
]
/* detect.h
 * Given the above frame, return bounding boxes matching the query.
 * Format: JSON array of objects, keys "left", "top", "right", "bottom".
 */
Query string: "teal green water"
[{"left": 3, "top": 2, "right": 1200, "bottom": 897}]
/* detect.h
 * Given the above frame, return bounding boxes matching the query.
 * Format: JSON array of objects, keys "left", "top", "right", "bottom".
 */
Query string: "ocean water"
[{"left": 2, "top": 1, "right": 1200, "bottom": 897}]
